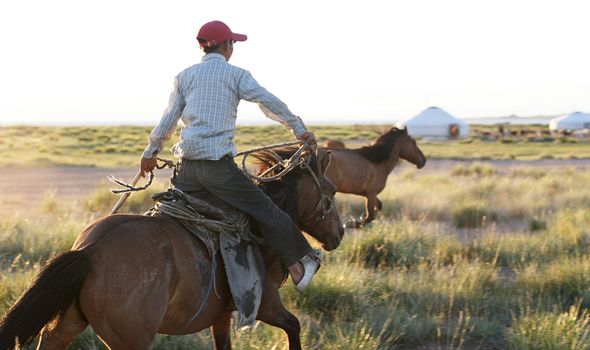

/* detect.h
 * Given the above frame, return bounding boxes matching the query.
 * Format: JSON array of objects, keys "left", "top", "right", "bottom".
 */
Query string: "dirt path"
[
  {"left": 0, "top": 167, "right": 172, "bottom": 211},
  {"left": 2, "top": 159, "right": 589, "bottom": 211},
  {"left": 400, "top": 157, "right": 590, "bottom": 173}
]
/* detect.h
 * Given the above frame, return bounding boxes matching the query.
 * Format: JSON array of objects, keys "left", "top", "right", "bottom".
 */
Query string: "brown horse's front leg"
[
  {"left": 258, "top": 293, "right": 301, "bottom": 350},
  {"left": 211, "top": 310, "right": 232, "bottom": 350},
  {"left": 360, "top": 193, "right": 377, "bottom": 225},
  {"left": 257, "top": 258, "right": 301, "bottom": 350}
]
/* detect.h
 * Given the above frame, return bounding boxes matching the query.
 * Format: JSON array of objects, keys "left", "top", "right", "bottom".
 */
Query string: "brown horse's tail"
[{"left": 0, "top": 250, "right": 91, "bottom": 350}]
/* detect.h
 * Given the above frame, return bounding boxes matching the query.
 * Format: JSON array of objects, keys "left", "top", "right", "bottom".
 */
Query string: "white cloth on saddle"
[{"left": 148, "top": 189, "right": 264, "bottom": 329}]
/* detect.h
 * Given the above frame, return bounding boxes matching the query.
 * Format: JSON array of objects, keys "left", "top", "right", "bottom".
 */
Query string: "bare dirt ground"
[
  {"left": 0, "top": 167, "right": 172, "bottom": 211},
  {"left": 402, "top": 157, "right": 590, "bottom": 173},
  {"left": 2, "top": 159, "right": 589, "bottom": 212}
]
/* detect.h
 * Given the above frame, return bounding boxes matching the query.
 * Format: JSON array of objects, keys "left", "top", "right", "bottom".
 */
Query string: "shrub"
[
  {"left": 528, "top": 217, "right": 547, "bottom": 232},
  {"left": 451, "top": 163, "right": 497, "bottom": 177},
  {"left": 39, "top": 190, "right": 60, "bottom": 213},
  {"left": 452, "top": 203, "right": 498, "bottom": 228},
  {"left": 356, "top": 234, "right": 431, "bottom": 269}
]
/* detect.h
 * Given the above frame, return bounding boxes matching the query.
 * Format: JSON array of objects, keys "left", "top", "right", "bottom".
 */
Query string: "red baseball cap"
[{"left": 196, "top": 21, "right": 247, "bottom": 48}]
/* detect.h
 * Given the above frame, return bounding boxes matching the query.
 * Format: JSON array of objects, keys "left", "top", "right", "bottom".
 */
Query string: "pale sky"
[{"left": 0, "top": 0, "right": 589, "bottom": 125}]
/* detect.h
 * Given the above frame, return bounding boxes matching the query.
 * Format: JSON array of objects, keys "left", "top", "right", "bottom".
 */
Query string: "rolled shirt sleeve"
[
  {"left": 238, "top": 70, "right": 307, "bottom": 137},
  {"left": 142, "top": 76, "right": 186, "bottom": 159}
]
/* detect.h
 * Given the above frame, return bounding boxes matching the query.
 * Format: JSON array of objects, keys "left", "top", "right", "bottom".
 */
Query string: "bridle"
[
  {"left": 300, "top": 151, "right": 335, "bottom": 222},
  {"left": 239, "top": 142, "right": 335, "bottom": 222}
]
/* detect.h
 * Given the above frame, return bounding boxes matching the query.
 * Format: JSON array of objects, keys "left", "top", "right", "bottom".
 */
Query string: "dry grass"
[{"left": 1, "top": 163, "right": 590, "bottom": 348}]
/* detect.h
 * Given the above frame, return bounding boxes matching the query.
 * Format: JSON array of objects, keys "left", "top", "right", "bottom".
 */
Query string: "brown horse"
[
  {"left": 0, "top": 150, "right": 343, "bottom": 350},
  {"left": 320, "top": 126, "right": 426, "bottom": 226}
]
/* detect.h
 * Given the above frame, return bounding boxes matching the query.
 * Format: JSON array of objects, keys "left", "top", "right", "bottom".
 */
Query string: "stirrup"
[{"left": 295, "top": 249, "right": 323, "bottom": 293}]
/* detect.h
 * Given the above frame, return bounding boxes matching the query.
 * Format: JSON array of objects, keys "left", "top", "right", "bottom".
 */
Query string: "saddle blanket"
[{"left": 147, "top": 188, "right": 264, "bottom": 330}]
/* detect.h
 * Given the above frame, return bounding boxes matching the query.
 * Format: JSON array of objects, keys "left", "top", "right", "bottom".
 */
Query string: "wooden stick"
[{"left": 109, "top": 170, "right": 143, "bottom": 215}]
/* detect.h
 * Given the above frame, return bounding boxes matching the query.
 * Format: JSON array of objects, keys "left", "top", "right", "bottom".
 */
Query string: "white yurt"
[
  {"left": 549, "top": 111, "right": 590, "bottom": 131},
  {"left": 397, "top": 107, "right": 469, "bottom": 139}
]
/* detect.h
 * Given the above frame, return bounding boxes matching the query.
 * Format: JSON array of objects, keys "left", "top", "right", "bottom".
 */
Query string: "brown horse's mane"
[
  {"left": 251, "top": 146, "right": 315, "bottom": 220},
  {"left": 355, "top": 127, "right": 405, "bottom": 164}
]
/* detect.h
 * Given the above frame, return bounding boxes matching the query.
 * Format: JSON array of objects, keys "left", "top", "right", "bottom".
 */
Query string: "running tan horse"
[
  {"left": 320, "top": 126, "right": 426, "bottom": 226},
  {"left": 0, "top": 150, "right": 343, "bottom": 350}
]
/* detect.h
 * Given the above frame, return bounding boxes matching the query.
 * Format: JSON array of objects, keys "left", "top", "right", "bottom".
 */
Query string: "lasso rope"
[
  {"left": 155, "top": 199, "right": 249, "bottom": 237},
  {"left": 108, "top": 158, "right": 175, "bottom": 194}
]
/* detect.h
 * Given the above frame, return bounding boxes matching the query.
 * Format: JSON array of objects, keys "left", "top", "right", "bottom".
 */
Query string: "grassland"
[
  {"left": 2, "top": 160, "right": 590, "bottom": 349},
  {"left": 1, "top": 124, "right": 589, "bottom": 167}
]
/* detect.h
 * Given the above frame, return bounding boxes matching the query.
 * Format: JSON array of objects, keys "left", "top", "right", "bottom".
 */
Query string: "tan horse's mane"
[
  {"left": 355, "top": 127, "right": 405, "bottom": 164},
  {"left": 251, "top": 146, "right": 315, "bottom": 219},
  {"left": 252, "top": 146, "right": 321, "bottom": 177}
]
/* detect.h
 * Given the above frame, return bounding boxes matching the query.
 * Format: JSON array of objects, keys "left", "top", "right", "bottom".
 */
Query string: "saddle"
[{"left": 147, "top": 188, "right": 264, "bottom": 330}]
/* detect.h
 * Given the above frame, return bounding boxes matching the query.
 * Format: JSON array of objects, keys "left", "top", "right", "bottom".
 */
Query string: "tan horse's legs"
[
  {"left": 36, "top": 304, "right": 87, "bottom": 350},
  {"left": 375, "top": 197, "right": 383, "bottom": 212},
  {"left": 212, "top": 310, "right": 232, "bottom": 350},
  {"left": 360, "top": 193, "right": 378, "bottom": 225}
]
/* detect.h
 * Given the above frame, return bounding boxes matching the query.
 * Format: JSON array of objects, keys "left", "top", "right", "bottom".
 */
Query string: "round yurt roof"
[
  {"left": 400, "top": 107, "right": 467, "bottom": 126},
  {"left": 549, "top": 111, "right": 590, "bottom": 130}
]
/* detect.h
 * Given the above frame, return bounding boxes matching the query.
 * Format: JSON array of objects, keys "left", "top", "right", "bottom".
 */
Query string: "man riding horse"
[{"left": 140, "top": 20, "right": 322, "bottom": 292}]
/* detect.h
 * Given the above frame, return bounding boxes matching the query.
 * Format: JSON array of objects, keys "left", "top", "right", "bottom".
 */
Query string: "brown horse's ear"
[
  {"left": 403, "top": 126, "right": 408, "bottom": 134},
  {"left": 320, "top": 150, "right": 332, "bottom": 174}
]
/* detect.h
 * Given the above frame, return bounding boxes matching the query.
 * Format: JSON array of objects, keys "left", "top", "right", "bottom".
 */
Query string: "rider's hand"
[
  {"left": 297, "top": 131, "right": 317, "bottom": 146},
  {"left": 140, "top": 157, "right": 157, "bottom": 177}
]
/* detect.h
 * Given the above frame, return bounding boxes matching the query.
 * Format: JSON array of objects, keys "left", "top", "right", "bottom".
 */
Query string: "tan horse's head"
[
  {"left": 254, "top": 148, "right": 344, "bottom": 251},
  {"left": 398, "top": 126, "right": 427, "bottom": 169}
]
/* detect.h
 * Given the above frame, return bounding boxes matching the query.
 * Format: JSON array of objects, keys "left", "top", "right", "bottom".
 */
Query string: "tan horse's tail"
[{"left": 0, "top": 250, "right": 91, "bottom": 350}]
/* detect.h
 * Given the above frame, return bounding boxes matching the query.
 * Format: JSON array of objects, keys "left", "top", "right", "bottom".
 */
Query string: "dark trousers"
[{"left": 171, "top": 156, "right": 311, "bottom": 266}]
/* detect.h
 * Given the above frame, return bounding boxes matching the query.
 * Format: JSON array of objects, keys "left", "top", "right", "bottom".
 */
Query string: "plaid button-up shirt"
[{"left": 142, "top": 53, "right": 307, "bottom": 160}]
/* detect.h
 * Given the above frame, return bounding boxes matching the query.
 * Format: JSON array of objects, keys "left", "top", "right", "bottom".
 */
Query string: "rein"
[{"left": 109, "top": 141, "right": 335, "bottom": 221}]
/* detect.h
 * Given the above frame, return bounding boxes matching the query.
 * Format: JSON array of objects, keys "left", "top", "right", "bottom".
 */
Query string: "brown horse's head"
[
  {"left": 399, "top": 126, "right": 427, "bottom": 169},
  {"left": 254, "top": 148, "right": 344, "bottom": 251}
]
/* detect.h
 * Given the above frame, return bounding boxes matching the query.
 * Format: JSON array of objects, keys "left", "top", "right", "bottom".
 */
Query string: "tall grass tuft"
[
  {"left": 0, "top": 268, "right": 39, "bottom": 315},
  {"left": 0, "top": 215, "right": 82, "bottom": 264},
  {"left": 83, "top": 181, "right": 168, "bottom": 215},
  {"left": 349, "top": 221, "right": 443, "bottom": 269},
  {"left": 508, "top": 302, "right": 590, "bottom": 350}
]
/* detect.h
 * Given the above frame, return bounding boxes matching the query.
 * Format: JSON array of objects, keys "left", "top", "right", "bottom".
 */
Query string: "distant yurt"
[
  {"left": 549, "top": 111, "right": 590, "bottom": 131},
  {"left": 397, "top": 107, "right": 469, "bottom": 139}
]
